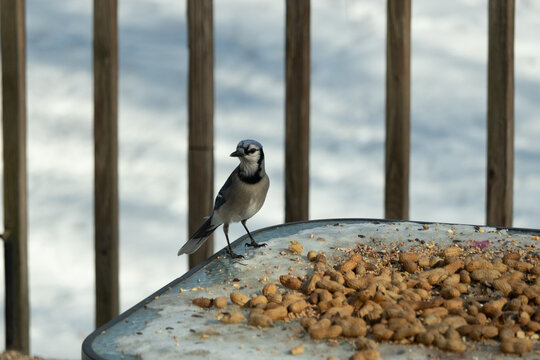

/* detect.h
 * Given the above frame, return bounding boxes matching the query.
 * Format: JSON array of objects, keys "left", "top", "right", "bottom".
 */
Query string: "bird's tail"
[{"left": 177, "top": 215, "right": 221, "bottom": 255}]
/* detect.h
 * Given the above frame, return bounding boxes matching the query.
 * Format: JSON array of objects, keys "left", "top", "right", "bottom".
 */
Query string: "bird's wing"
[{"left": 213, "top": 166, "right": 239, "bottom": 210}]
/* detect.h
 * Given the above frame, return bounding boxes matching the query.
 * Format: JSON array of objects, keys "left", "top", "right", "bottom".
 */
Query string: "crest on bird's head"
[
  {"left": 238, "top": 139, "right": 262, "bottom": 151},
  {"left": 230, "top": 139, "right": 264, "bottom": 160}
]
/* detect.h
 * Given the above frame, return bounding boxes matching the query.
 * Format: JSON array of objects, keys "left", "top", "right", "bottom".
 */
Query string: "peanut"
[
  {"left": 465, "top": 258, "right": 493, "bottom": 272},
  {"left": 503, "top": 251, "right": 520, "bottom": 262},
  {"left": 192, "top": 297, "right": 213, "bottom": 308},
  {"left": 420, "top": 268, "right": 449, "bottom": 285},
  {"left": 492, "top": 279, "right": 512, "bottom": 296},
  {"left": 443, "top": 298, "right": 463, "bottom": 310},
  {"left": 264, "top": 305, "right": 288, "bottom": 320},
  {"left": 346, "top": 277, "right": 370, "bottom": 290},
  {"left": 355, "top": 337, "right": 378, "bottom": 351},
  {"left": 416, "top": 331, "right": 435, "bottom": 345},
  {"left": 217, "top": 311, "right": 245, "bottom": 324},
  {"left": 443, "top": 259, "right": 464, "bottom": 275},
  {"left": 335, "top": 317, "right": 367, "bottom": 337},
  {"left": 442, "top": 246, "right": 462, "bottom": 258},
  {"left": 483, "top": 298, "right": 507, "bottom": 318},
  {"left": 482, "top": 325, "right": 498, "bottom": 339},
  {"left": 302, "top": 273, "right": 322, "bottom": 294},
  {"left": 492, "top": 258, "right": 508, "bottom": 273},
  {"left": 440, "top": 287, "right": 460, "bottom": 299},
  {"left": 288, "top": 299, "right": 308, "bottom": 314},
  {"left": 442, "top": 315, "right": 467, "bottom": 329},
  {"left": 214, "top": 296, "right": 227, "bottom": 309},
  {"left": 372, "top": 324, "right": 393, "bottom": 341},
  {"left": 247, "top": 313, "right": 272, "bottom": 327},
  {"left": 392, "top": 324, "right": 424, "bottom": 341},
  {"left": 500, "top": 338, "right": 533, "bottom": 355},
  {"left": 282, "top": 293, "right": 304, "bottom": 308},
  {"left": 418, "top": 256, "right": 430, "bottom": 268},
  {"left": 309, "top": 320, "right": 342, "bottom": 339},
  {"left": 399, "top": 252, "right": 419, "bottom": 263},
  {"left": 470, "top": 269, "right": 501, "bottom": 282},
  {"left": 423, "top": 307, "right": 449, "bottom": 318},
  {"left": 340, "top": 256, "right": 361, "bottom": 273},
  {"left": 527, "top": 321, "right": 540, "bottom": 332},
  {"left": 505, "top": 259, "right": 533, "bottom": 273},
  {"left": 326, "top": 305, "right": 354, "bottom": 317},
  {"left": 443, "top": 339, "right": 466, "bottom": 353},
  {"left": 262, "top": 283, "right": 278, "bottom": 296},
  {"left": 280, "top": 275, "right": 302, "bottom": 290},
  {"left": 249, "top": 295, "right": 268, "bottom": 308},
  {"left": 349, "top": 350, "right": 380, "bottom": 360},
  {"left": 266, "top": 293, "right": 282, "bottom": 304},
  {"left": 459, "top": 269, "right": 471, "bottom": 284},
  {"left": 300, "top": 317, "right": 317, "bottom": 329},
  {"left": 230, "top": 292, "right": 250, "bottom": 306},
  {"left": 307, "top": 250, "right": 318, "bottom": 261},
  {"left": 316, "top": 278, "right": 346, "bottom": 293},
  {"left": 403, "top": 260, "right": 418, "bottom": 274}
]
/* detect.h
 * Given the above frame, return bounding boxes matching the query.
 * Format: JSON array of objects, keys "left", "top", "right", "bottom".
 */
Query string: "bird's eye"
[{"left": 248, "top": 148, "right": 257, "bottom": 154}]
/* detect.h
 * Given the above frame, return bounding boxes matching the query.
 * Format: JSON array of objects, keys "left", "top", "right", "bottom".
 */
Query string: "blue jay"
[{"left": 178, "top": 139, "right": 270, "bottom": 258}]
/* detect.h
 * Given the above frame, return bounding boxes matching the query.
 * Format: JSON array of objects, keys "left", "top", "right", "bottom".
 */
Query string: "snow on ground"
[{"left": 0, "top": 0, "right": 538, "bottom": 358}]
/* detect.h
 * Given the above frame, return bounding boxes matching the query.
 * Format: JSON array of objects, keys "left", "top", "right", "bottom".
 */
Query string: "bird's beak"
[{"left": 230, "top": 149, "right": 243, "bottom": 157}]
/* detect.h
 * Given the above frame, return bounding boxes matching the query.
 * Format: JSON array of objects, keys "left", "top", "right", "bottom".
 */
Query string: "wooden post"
[
  {"left": 486, "top": 0, "right": 514, "bottom": 227},
  {"left": 285, "top": 0, "right": 310, "bottom": 223},
  {"left": 1, "top": 0, "right": 29, "bottom": 353},
  {"left": 187, "top": 0, "right": 214, "bottom": 268},
  {"left": 94, "top": 0, "right": 119, "bottom": 327},
  {"left": 385, "top": 0, "right": 411, "bottom": 220}
]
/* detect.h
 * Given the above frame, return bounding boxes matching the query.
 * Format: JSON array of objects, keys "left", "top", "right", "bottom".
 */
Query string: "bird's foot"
[
  {"left": 245, "top": 240, "right": 266, "bottom": 248},
  {"left": 227, "top": 249, "right": 244, "bottom": 259}
]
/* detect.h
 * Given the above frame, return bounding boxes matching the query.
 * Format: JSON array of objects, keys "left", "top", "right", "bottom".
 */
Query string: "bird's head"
[{"left": 230, "top": 139, "right": 264, "bottom": 173}]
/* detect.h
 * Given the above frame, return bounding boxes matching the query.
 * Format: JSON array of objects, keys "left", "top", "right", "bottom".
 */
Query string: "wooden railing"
[
  {"left": 187, "top": 0, "right": 215, "bottom": 269},
  {"left": 93, "top": 0, "right": 120, "bottom": 330},
  {"left": 1, "top": 0, "right": 28, "bottom": 353},
  {"left": 385, "top": 0, "right": 411, "bottom": 220},
  {"left": 285, "top": 0, "right": 310, "bottom": 223},
  {"left": 487, "top": 0, "right": 515, "bottom": 226},
  {"left": 1, "top": 0, "right": 516, "bottom": 354}
]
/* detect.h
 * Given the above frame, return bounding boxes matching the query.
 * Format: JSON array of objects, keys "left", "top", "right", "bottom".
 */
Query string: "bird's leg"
[
  {"left": 223, "top": 223, "right": 243, "bottom": 258},
  {"left": 242, "top": 220, "right": 266, "bottom": 248}
]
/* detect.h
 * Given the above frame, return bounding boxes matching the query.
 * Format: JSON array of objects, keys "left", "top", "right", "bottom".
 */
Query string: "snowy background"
[{"left": 0, "top": 0, "right": 539, "bottom": 358}]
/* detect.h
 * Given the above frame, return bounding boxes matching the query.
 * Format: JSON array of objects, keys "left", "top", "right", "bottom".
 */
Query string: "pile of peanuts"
[{"left": 192, "top": 239, "right": 540, "bottom": 359}]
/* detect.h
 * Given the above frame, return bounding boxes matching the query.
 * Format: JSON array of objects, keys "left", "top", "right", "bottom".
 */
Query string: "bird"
[{"left": 178, "top": 139, "right": 270, "bottom": 258}]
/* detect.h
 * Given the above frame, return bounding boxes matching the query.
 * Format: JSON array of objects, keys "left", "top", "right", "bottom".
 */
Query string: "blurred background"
[{"left": 0, "top": 0, "right": 539, "bottom": 358}]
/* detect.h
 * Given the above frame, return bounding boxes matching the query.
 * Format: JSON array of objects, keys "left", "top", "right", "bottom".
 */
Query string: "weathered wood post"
[
  {"left": 285, "top": 0, "right": 310, "bottom": 223},
  {"left": 1, "top": 0, "right": 29, "bottom": 353},
  {"left": 187, "top": 0, "right": 214, "bottom": 268},
  {"left": 94, "top": 0, "right": 119, "bottom": 327},
  {"left": 486, "top": 0, "right": 514, "bottom": 227},
  {"left": 385, "top": 0, "right": 411, "bottom": 220}
]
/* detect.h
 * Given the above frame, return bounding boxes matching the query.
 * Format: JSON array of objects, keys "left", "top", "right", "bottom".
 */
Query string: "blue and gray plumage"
[{"left": 178, "top": 139, "right": 270, "bottom": 258}]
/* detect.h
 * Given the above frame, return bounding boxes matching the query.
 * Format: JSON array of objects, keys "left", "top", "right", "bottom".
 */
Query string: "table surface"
[{"left": 82, "top": 218, "right": 540, "bottom": 360}]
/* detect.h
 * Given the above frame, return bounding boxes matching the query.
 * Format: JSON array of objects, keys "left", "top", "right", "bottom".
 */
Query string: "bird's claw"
[
  {"left": 245, "top": 241, "right": 266, "bottom": 248},
  {"left": 227, "top": 249, "right": 244, "bottom": 259}
]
